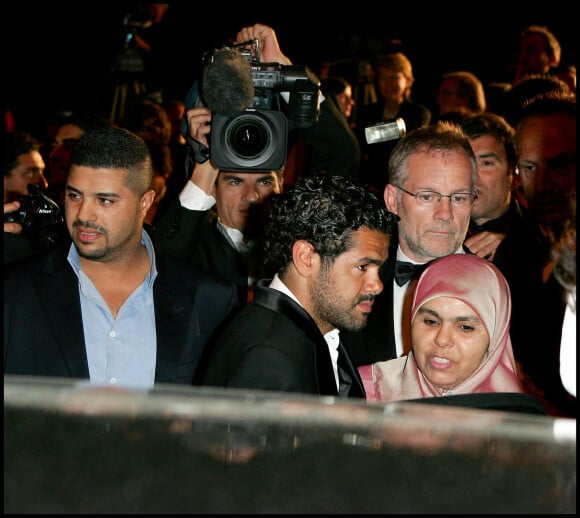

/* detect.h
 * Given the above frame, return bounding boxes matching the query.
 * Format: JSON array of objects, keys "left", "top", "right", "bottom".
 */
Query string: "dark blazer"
[
  {"left": 297, "top": 97, "right": 361, "bottom": 180},
  {"left": 154, "top": 200, "right": 252, "bottom": 306},
  {"left": 4, "top": 243, "right": 239, "bottom": 384},
  {"left": 200, "top": 280, "right": 365, "bottom": 399},
  {"left": 496, "top": 214, "right": 574, "bottom": 416}
]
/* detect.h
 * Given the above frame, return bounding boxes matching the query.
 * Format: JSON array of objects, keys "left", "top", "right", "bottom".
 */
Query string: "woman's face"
[
  {"left": 335, "top": 85, "right": 355, "bottom": 119},
  {"left": 376, "top": 66, "right": 408, "bottom": 103},
  {"left": 411, "top": 296, "right": 490, "bottom": 391}
]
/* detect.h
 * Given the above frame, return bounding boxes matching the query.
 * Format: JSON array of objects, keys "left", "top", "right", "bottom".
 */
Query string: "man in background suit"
[
  {"left": 4, "top": 126, "right": 239, "bottom": 388},
  {"left": 503, "top": 92, "right": 576, "bottom": 416},
  {"left": 200, "top": 174, "right": 399, "bottom": 398}
]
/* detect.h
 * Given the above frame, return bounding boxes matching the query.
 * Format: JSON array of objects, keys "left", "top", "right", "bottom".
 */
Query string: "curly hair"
[{"left": 262, "top": 174, "right": 399, "bottom": 276}]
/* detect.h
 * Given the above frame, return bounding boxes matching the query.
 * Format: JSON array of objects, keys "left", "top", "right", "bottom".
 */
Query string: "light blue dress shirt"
[{"left": 68, "top": 230, "right": 158, "bottom": 389}]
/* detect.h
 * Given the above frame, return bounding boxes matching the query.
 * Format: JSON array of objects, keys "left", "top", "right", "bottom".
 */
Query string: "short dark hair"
[
  {"left": 518, "top": 91, "right": 576, "bottom": 123},
  {"left": 262, "top": 173, "right": 399, "bottom": 275},
  {"left": 70, "top": 126, "right": 154, "bottom": 195},
  {"left": 461, "top": 112, "right": 517, "bottom": 166},
  {"left": 4, "top": 132, "right": 41, "bottom": 177},
  {"left": 505, "top": 74, "right": 572, "bottom": 125}
]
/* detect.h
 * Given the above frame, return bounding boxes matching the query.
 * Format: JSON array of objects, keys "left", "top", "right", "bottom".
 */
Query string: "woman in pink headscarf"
[{"left": 372, "top": 254, "right": 524, "bottom": 401}]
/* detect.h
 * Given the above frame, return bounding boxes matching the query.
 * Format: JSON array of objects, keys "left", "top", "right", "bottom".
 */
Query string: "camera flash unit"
[{"left": 365, "top": 118, "right": 406, "bottom": 144}]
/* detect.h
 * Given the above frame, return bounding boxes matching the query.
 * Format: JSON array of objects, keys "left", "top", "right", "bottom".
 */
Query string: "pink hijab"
[{"left": 373, "top": 254, "right": 523, "bottom": 401}]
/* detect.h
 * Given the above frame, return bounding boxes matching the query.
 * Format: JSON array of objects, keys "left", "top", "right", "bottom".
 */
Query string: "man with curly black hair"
[{"left": 199, "top": 173, "right": 399, "bottom": 398}]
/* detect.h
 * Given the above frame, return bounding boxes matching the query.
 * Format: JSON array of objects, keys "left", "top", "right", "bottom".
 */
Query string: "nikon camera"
[{"left": 4, "top": 183, "right": 66, "bottom": 250}]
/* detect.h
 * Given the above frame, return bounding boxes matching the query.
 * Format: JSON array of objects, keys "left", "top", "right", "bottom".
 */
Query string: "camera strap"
[{"left": 186, "top": 134, "right": 210, "bottom": 164}]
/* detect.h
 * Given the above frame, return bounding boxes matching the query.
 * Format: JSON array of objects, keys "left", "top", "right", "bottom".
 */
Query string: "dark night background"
[{"left": 5, "top": 3, "right": 575, "bottom": 136}]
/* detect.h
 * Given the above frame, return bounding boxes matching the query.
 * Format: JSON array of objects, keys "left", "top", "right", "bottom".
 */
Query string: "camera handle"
[{"left": 231, "top": 39, "right": 260, "bottom": 62}]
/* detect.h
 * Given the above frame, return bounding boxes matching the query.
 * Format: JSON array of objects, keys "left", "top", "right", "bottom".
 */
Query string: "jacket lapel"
[
  {"left": 37, "top": 254, "right": 90, "bottom": 378},
  {"left": 253, "top": 282, "right": 338, "bottom": 396},
  {"left": 338, "top": 342, "right": 365, "bottom": 398}
]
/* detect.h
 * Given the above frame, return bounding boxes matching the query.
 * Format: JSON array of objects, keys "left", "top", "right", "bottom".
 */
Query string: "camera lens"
[
  {"left": 211, "top": 110, "right": 288, "bottom": 171},
  {"left": 229, "top": 119, "right": 269, "bottom": 158}
]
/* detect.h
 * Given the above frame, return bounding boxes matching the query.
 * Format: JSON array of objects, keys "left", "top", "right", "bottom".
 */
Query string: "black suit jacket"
[
  {"left": 154, "top": 199, "right": 252, "bottom": 306},
  {"left": 296, "top": 97, "right": 361, "bottom": 180},
  {"left": 200, "top": 280, "right": 365, "bottom": 399},
  {"left": 4, "top": 243, "right": 239, "bottom": 385}
]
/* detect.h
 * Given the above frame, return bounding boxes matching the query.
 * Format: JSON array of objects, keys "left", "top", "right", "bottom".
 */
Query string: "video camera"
[{"left": 189, "top": 39, "right": 321, "bottom": 172}]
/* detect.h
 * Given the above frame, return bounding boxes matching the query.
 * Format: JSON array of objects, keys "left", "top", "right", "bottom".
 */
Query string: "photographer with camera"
[
  {"left": 154, "top": 104, "right": 284, "bottom": 306},
  {"left": 240, "top": 26, "right": 364, "bottom": 181},
  {"left": 4, "top": 131, "right": 66, "bottom": 263},
  {"left": 4, "top": 126, "right": 239, "bottom": 388},
  {"left": 154, "top": 23, "right": 360, "bottom": 306}
]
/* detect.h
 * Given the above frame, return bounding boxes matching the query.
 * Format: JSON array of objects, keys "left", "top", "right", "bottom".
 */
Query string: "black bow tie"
[{"left": 394, "top": 261, "right": 428, "bottom": 287}]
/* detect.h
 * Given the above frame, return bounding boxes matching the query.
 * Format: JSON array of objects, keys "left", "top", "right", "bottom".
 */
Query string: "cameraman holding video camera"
[{"left": 154, "top": 23, "right": 361, "bottom": 306}]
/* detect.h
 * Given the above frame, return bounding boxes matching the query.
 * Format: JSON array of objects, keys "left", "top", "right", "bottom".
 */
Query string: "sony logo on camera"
[{"left": 200, "top": 41, "right": 321, "bottom": 172}]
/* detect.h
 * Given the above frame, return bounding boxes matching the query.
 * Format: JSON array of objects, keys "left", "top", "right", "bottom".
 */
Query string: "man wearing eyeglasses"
[{"left": 342, "top": 122, "right": 477, "bottom": 398}]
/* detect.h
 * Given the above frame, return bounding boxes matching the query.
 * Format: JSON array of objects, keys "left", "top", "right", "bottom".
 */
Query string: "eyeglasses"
[{"left": 395, "top": 186, "right": 477, "bottom": 209}]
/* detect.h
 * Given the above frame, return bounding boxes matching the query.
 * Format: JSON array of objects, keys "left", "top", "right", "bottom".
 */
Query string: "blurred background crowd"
[{"left": 5, "top": 3, "right": 576, "bottom": 134}]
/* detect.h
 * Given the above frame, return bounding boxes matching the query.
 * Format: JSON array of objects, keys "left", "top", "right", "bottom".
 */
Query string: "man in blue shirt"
[{"left": 4, "top": 126, "right": 239, "bottom": 388}]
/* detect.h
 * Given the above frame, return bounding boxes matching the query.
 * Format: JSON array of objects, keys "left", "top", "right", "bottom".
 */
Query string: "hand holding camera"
[
  {"left": 3, "top": 183, "right": 66, "bottom": 250},
  {"left": 4, "top": 200, "right": 23, "bottom": 235},
  {"left": 185, "top": 106, "right": 212, "bottom": 149},
  {"left": 183, "top": 23, "right": 321, "bottom": 172},
  {"left": 234, "top": 23, "right": 292, "bottom": 66}
]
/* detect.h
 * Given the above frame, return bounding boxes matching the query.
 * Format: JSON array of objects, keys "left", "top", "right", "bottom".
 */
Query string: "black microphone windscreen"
[{"left": 201, "top": 48, "right": 255, "bottom": 115}]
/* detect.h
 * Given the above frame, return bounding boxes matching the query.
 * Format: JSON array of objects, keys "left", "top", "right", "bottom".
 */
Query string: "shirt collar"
[{"left": 68, "top": 229, "right": 157, "bottom": 287}]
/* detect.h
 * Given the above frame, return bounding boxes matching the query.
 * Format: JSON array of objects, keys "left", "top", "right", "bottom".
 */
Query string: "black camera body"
[
  {"left": 204, "top": 42, "right": 321, "bottom": 172},
  {"left": 244, "top": 59, "right": 322, "bottom": 127},
  {"left": 4, "top": 184, "right": 65, "bottom": 249}
]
